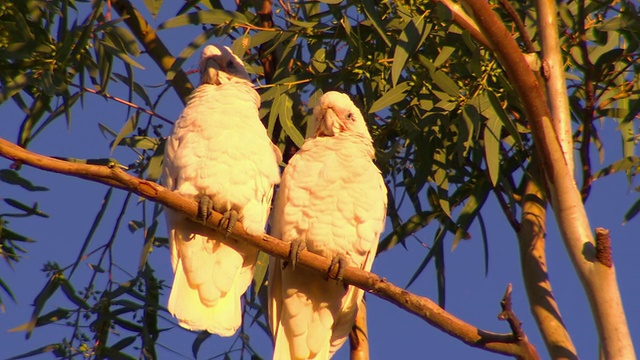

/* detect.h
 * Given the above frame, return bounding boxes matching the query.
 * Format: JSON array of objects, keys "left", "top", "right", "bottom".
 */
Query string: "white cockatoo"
[
  {"left": 268, "top": 91, "right": 387, "bottom": 359},
  {"left": 162, "top": 45, "right": 282, "bottom": 336}
]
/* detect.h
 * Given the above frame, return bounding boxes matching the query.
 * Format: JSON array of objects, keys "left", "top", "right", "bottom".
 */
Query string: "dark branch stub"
[
  {"left": 595, "top": 228, "right": 613, "bottom": 268},
  {"left": 498, "top": 283, "right": 524, "bottom": 340}
]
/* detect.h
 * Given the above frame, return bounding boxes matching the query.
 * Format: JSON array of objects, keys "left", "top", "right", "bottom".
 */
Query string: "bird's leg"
[
  {"left": 283, "top": 239, "right": 306, "bottom": 270},
  {"left": 327, "top": 255, "right": 348, "bottom": 282},
  {"left": 219, "top": 208, "right": 242, "bottom": 239},
  {"left": 197, "top": 195, "right": 214, "bottom": 225}
]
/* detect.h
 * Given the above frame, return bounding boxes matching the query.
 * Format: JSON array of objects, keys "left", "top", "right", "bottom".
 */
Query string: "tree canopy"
[{"left": 0, "top": 0, "right": 638, "bottom": 359}]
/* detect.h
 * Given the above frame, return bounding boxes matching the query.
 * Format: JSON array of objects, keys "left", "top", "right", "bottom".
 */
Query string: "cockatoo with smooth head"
[
  {"left": 162, "top": 45, "right": 282, "bottom": 336},
  {"left": 269, "top": 91, "right": 387, "bottom": 359}
]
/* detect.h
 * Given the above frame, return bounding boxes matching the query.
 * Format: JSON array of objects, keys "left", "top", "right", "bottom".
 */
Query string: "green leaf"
[
  {"left": 486, "top": 91, "right": 524, "bottom": 150},
  {"left": 113, "top": 73, "right": 153, "bottom": 109},
  {"left": 405, "top": 225, "right": 446, "bottom": 289},
  {"left": 483, "top": 110, "right": 502, "bottom": 187},
  {"left": 111, "top": 114, "right": 139, "bottom": 154},
  {"left": 431, "top": 70, "right": 459, "bottom": 97},
  {"left": 145, "top": 139, "right": 166, "bottom": 181},
  {"left": 69, "top": 188, "right": 113, "bottom": 278},
  {"left": 10, "top": 274, "right": 62, "bottom": 338},
  {"left": 361, "top": 0, "right": 391, "bottom": 46},
  {"left": 253, "top": 252, "right": 270, "bottom": 296},
  {"left": 369, "top": 82, "right": 411, "bottom": 113},
  {"left": 277, "top": 93, "right": 305, "bottom": 147},
  {"left": 377, "top": 211, "right": 437, "bottom": 253},
  {"left": 100, "top": 41, "right": 145, "bottom": 70},
  {"left": 452, "top": 178, "right": 490, "bottom": 250},
  {"left": 111, "top": 336, "right": 137, "bottom": 351},
  {"left": 623, "top": 198, "right": 640, "bottom": 224},
  {"left": 592, "top": 157, "right": 640, "bottom": 180},
  {"left": 433, "top": 45, "right": 456, "bottom": 68},
  {"left": 4, "top": 199, "right": 49, "bottom": 218},
  {"left": 5, "top": 343, "right": 61, "bottom": 360},
  {"left": 59, "top": 278, "right": 90, "bottom": 309},
  {"left": 158, "top": 10, "right": 248, "bottom": 29},
  {"left": 391, "top": 16, "right": 431, "bottom": 86},
  {"left": 166, "top": 28, "right": 216, "bottom": 82},
  {"left": 311, "top": 47, "right": 327, "bottom": 73},
  {"left": 143, "top": 0, "right": 163, "bottom": 18},
  {"left": 117, "top": 136, "right": 159, "bottom": 150},
  {"left": 0, "top": 170, "right": 48, "bottom": 191},
  {"left": 0, "top": 226, "right": 34, "bottom": 242},
  {"left": 192, "top": 331, "right": 212, "bottom": 359}
]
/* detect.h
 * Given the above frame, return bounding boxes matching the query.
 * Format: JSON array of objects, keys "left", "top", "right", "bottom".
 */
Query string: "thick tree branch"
[
  {"left": 433, "top": 0, "right": 493, "bottom": 50},
  {"left": 459, "top": 1, "right": 635, "bottom": 358},
  {"left": 0, "top": 137, "right": 537, "bottom": 359},
  {"left": 518, "top": 163, "right": 577, "bottom": 359},
  {"left": 111, "top": 0, "right": 194, "bottom": 104},
  {"left": 535, "top": 0, "right": 574, "bottom": 176}
]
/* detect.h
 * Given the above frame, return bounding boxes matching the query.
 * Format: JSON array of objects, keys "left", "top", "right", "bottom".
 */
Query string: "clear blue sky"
[{"left": 1, "top": 2, "right": 638, "bottom": 359}]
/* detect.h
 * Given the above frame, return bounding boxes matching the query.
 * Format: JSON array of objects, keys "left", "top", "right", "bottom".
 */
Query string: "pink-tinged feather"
[
  {"left": 269, "top": 91, "right": 387, "bottom": 359},
  {"left": 162, "top": 45, "right": 281, "bottom": 336}
]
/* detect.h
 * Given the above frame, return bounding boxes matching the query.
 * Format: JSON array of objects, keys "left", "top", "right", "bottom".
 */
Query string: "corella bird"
[
  {"left": 269, "top": 91, "right": 387, "bottom": 359},
  {"left": 162, "top": 45, "right": 281, "bottom": 336}
]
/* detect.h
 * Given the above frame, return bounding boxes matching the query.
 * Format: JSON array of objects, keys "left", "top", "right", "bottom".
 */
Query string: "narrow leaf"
[
  {"left": 483, "top": 112, "right": 502, "bottom": 187},
  {"left": 0, "top": 170, "right": 48, "bottom": 191},
  {"left": 277, "top": 94, "right": 305, "bottom": 147},
  {"left": 391, "top": 16, "right": 431, "bottom": 86},
  {"left": 369, "top": 82, "right": 411, "bottom": 113},
  {"left": 159, "top": 10, "right": 248, "bottom": 29}
]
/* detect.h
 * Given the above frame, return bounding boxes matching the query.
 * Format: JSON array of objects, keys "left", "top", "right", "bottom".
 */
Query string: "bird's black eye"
[
  {"left": 226, "top": 60, "right": 235, "bottom": 69},
  {"left": 346, "top": 112, "right": 355, "bottom": 121}
]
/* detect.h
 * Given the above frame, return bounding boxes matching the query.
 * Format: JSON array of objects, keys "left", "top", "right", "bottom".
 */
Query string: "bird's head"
[
  {"left": 199, "top": 45, "right": 250, "bottom": 85},
  {"left": 311, "top": 91, "right": 371, "bottom": 141}
]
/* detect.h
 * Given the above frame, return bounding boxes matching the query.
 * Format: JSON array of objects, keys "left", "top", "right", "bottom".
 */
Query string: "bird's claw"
[
  {"left": 283, "top": 239, "right": 305, "bottom": 270},
  {"left": 197, "top": 195, "right": 214, "bottom": 225},
  {"left": 219, "top": 209, "right": 241, "bottom": 239},
  {"left": 327, "top": 255, "right": 348, "bottom": 282}
]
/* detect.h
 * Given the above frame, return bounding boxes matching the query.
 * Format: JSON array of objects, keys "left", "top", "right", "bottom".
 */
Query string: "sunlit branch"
[
  {"left": 0, "top": 137, "right": 538, "bottom": 359},
  {"left": 111, "top": 0, "right": 194, "bottom": 104}
]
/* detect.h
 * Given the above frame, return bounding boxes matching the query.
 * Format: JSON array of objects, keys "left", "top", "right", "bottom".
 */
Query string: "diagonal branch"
[
  {"left": 0, "top": 137, "right": 538, "bottom": 359},
  {"left": 111, "top": 0, "right": 194, "bottom": 104},
  {"left": 518, "top": 162, "right": 577, "bottom": 359}
]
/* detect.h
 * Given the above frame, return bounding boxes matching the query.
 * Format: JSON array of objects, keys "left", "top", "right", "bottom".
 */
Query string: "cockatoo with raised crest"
[
  {"left": 269, "top": 91, "right": 387, "bottom": 359},
  {"left": 162, "top": 45, "right": 281, "bottom": 336}
]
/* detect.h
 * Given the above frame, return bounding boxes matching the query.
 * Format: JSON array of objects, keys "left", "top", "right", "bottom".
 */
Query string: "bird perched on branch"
[
  {"left": 162, "top": 45, "right": 281, "bottom": 336},
  {"left": 269, "top": 91, "right": 387, "bottom": 359}
]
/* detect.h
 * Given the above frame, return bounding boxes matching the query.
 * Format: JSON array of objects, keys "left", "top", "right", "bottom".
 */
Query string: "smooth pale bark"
[
  {"left": 536, "top": 0, "right": 574, "bottom": 175},
  {"left": 349, "top": 298, "right": 370, "bottom": 360},
  {"left": 459, "top": 1, "right": 635, "bottom": 358},
  {"left": 518, "top": 168, "right": 577, "bottom": 360}
]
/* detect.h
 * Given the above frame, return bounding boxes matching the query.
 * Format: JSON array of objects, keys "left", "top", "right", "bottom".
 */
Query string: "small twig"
[
  {"left": 70, "top": 84, "right": 174, "bottom": 125},
  {"left": 497, "top": 0, "right": 535, "bottom": 53},
  {"left": 498, "top": 284, "right": 524, "bottom": 339}
]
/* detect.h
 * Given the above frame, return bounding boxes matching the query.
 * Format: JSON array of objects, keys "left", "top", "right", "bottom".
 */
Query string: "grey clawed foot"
[
  {"left": 197, "top": 195, "right": 214, "bottom": 225},
  {"left": 283, "top": 239, "right": 306, "bottom": 270},
  {"left": 219, "top": 209, "right": 241, "bottom": 239},
  {"left": 328, "top": 255, "right": 348, "bottom": 282}
]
